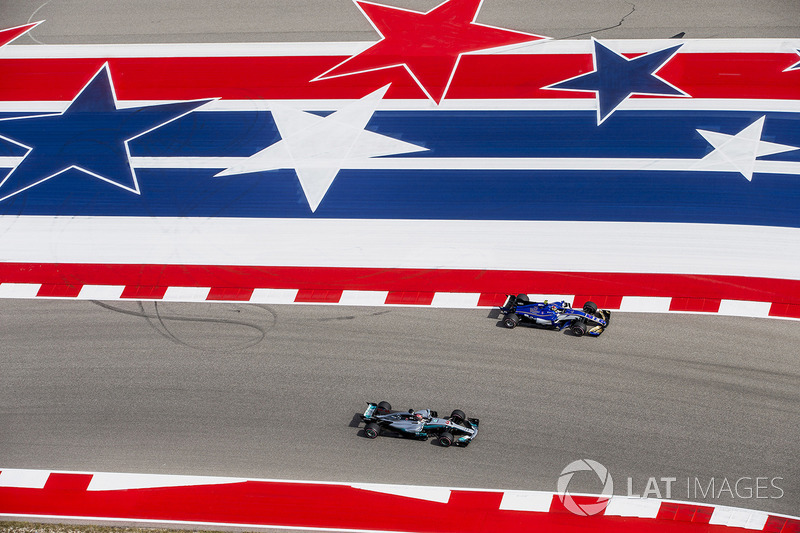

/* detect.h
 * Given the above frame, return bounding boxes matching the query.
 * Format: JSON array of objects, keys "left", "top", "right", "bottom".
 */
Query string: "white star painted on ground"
[
  {"left": 694, "top": 116, "right": 800, "bottom": 181},
  {"left": 215, "top": 85, "right": 427, "bottom": 212}
]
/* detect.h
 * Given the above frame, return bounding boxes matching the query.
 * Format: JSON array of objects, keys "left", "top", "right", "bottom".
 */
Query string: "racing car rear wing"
[{"left": 362, "top": 402, "right": 378, "bottom": 421}]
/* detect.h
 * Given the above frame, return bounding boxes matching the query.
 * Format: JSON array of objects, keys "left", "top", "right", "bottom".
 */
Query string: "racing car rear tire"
[
  {"left": 450, "top": 409, "right": 466, "bottom": 424},
  {"left": 377, "top": 401, "right": 392, "bottom": 411},
  {"left": 571, "top": 322, "right": 586, "bottom": 337},
  {"left": 364, "top": 423, "right": 380, "bottom": 439},
  {"left": 516, "top": 294, "right": 530, "bottom": 304},
  {"left": 582, "top": 301, "right": 598, "bottom": 314},
  {"left": 503, "top": 313, "right": 520, "bottom": 329},
  {"left": 438, "top": 432, "right": 454, "bottom": 447}
]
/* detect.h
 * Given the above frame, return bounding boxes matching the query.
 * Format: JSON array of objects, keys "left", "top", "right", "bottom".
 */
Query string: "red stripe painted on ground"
[
  {"left": 36, "top": 283, "right": 82, "bottom": 298},
  {"left": 295, "top": 288, "right": 344, "bottom": 303},
  {"left": 0, "top": 53, "right": 797, "bottom": 101},
  {"left": 120, "top": 285, "right": 169, "bottom": 299},
  {"left": 770, "top": 303, "right": 800, "bottom": 319},
  {"left": 0, "top": 471, "right": 797, "bottom": 532},
  {"left": 670, "top": 297, "right": 723, "bottom": 313},
  {"left": 385, "top": 291, "right": 436, "bottom": 305},
  {"left": 572, "top": 295, "right": 624, "bottom": 309},
  {"left": 0, "top": 263, "right": 798, "bottom": 304},
  {"left": 657, "top": 502, "right": 715, "bottom": 523},
  {"left": 478, "top": 293, "right": 509, "bottom": 307},
  {"left": 206, "top": 287, "right": 254, "bottom": 301}
]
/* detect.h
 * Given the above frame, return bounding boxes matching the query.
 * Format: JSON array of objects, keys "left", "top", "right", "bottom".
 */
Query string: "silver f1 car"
[{"left": 360, "top": 401, "right": 479, "bottom": 447}]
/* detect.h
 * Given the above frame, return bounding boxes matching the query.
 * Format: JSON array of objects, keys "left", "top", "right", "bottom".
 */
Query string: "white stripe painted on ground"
[
  {"left": 431, "top": 292, "right": 481, "bottom": 308},
  {"left": 119, "top": 156, "right": 800, "bottom": 176},
  {"left": 0, "top": 469, "right": 50, "bottom": 489},
  {"left": 718, "top": 300, "right": 772, "bottom": 317},
  {"left": 498, "top": 490, "right": 553, "bottom": 512},
  {"left": 1, "top": 38, "right": 798, "bottom": 59},
  {"left": 162, "top": 286, "right": 211, "bottom": 302},
  {"left": 620, "top": 296, "right": 673, "bottom": 313},
  {"left": 709, "top": 506, "right": 770, "bottom": 530},
  {"left": 77, "top": 285, "right": 126, "bottom": 300},
  {"left": 604, "top": 496, "right": 662, "bottom": 518},
  {"left": 2, "top": 155, "right": 799, "bottom": 176},
  {"left": 2, "top": 218, "right": 795, "bottom": 281},
  {"left": 0, "top": 283, "right": 41, "bottom": 298},
  {"left": 524, "top": 294, "right": 577, "bottom": 304},
  {"left": 339, "top": 290, "right": 390, "bottom": 306},
  {"left": 88, "top": 473, "right": 247, "bottom": 492},
  {"left": 1, "top": 98, "right": 799, "bottom": 113},
  {"left": 350, "top": 483, "right": 452, "bottom": 504},
  {"left": 249, "top": 288, "right": 299, "bottom": 304}
]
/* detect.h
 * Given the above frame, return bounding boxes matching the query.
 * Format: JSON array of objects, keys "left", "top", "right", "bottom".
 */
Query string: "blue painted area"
[
  {"left": 1, "top": 167, "right": 798, "bottom": 228},
  {"left": 2, "top": 109, "right": 799, "bottom": 159},
  {"left": 0, "top": 107, "right": 798, "bottom": 226},
  {"left": 107, "top": 110, "right": 800, "bottom": 159}
]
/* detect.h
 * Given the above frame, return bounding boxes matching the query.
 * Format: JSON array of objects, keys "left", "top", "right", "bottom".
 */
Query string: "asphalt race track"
[
  {"left": 0, "top": 299, "right": 798, "bottom": 515},
  {"left": 0, "top": 0, "right": 799, "bottom": 520}
]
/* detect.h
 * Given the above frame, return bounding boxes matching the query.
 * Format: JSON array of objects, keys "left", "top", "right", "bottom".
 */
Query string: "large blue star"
[
  {"left": 547, "top": 38, "right": 686, "bottom": 125},
  {"left": 0, "top": 64, "right": 212, "bottom": 201}
]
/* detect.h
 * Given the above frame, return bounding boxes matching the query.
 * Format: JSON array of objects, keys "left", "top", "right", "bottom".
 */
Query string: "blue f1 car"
[{"left": 499, "top": 294, "right": 611, "bottom": 336}]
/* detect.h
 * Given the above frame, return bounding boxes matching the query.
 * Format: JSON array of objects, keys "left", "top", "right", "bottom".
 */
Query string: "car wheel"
[
  {"left": 571, "top": 322, "right": 586, "bottom": 337},
  {"left": 377, "top": 401, "right": 392, "bottom": 411},
  {"left": 503, "top": 313, "right": 520, "bottom": 329},
  {"left": 438, "top": 432, "right": 454, "bottom": 447},
  {"left": 450, "top": 409, "right": 466, "bottom": 424},
  {"left": 364, "top": 423, "right": 380, "bottom": 439},
  {"left": 582, "top": 301, "right": 598, "bottom": 314},
  {"left": 516, "top": 293, "right": 530, "bottom": 304}
]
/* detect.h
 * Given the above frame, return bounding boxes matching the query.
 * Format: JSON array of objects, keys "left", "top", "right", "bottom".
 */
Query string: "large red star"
[
  {"left": 314, "top": 0, "right": 547, "bottom": 103},
  {"left": 0, "top": 21, "right": 42, "bottom": 47}
]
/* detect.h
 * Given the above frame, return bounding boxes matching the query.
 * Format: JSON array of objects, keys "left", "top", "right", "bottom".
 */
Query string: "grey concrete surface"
[
  {"left": 1, "top": 0, "right": 799, "bottom": 44},
  {"left": 0, "top": 300, "right": 797, "bottom": 514}
]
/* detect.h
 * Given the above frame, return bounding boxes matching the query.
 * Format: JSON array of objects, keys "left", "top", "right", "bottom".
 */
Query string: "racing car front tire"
[
  {"left": 582, "top": 301, "right": 598, "bottom": 314},
  {"left": 571, "top": 322, "right": 586, "bottom": 337},
  {"left": 450, "top": 409, "right": 466, "bottom": 424},
  {"left": 364, "top": 423, "right": 380, "bottom": 439},
  {"left": 503, "top": 313, "right": 520, "bottom": 329},
  {"left": 438, "top": 432, "right": 454, "bottom": 447}
]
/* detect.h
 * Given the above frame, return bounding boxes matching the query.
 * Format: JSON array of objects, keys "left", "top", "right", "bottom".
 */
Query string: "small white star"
[
  {"left": 694, "top": 116, "right": 799, "bottom": 181},
  {"left": 215, "top": 85, "right": 427, "bottom": 212}
]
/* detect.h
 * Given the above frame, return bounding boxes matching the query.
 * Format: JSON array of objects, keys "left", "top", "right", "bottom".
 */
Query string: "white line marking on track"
[
  {"left": 350, "top": 483, "right": 452, "bottom": 504},
  {"left": 0, "top": 469, "right": 50, "bottom": 489},
  {"left": 498, "top": 490, "right": 553, "bottom": 512},
  {"left": 604, "top": 496, "right": 662, "bottom": 518},
  {"left": 718, "top": 300, "right": 772, "bottom": 317},
  {"left": 249, "top": 288, "right": 299, "bottom": 304},
  {"left": 339, "top": 290, "right": 389, "bottom": 306},
  {"left": 709, "top": 506, "right": 770, "bottom": 530},
  {"left": 0, "top": 283, "right": 41, "bottom": 298},
  {"left": 620, "top": 296, "right": 673, "bottom": 313},
  {"left": 162, "top": 286, "right": 211, "bottom": 302}
]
